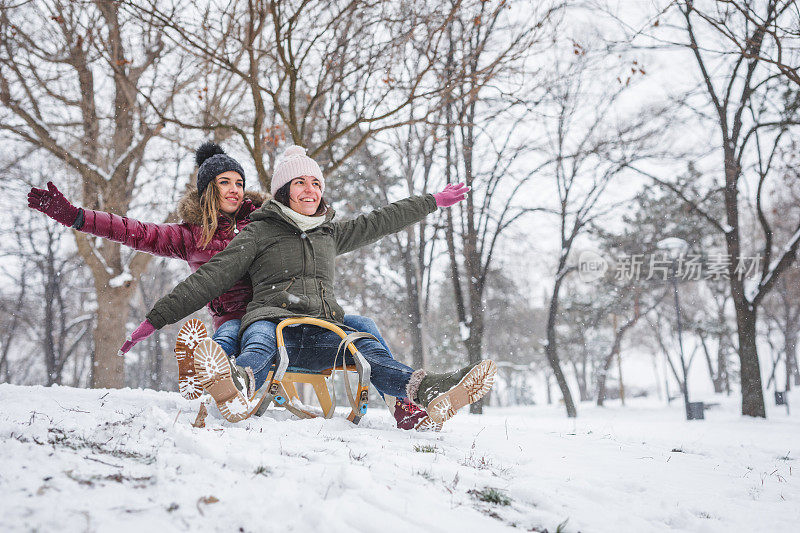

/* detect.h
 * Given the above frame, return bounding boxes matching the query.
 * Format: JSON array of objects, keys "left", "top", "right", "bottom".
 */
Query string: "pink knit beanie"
[{"left": 270, "top": 145, "right": 324, "bottom": 196}]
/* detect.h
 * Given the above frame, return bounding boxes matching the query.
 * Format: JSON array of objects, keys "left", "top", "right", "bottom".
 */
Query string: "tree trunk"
[
  {"left": 90, "top": 283, "right": 132, "bottom": 389},
  {"left": 572, "top": 360, "right": 590, "bottom": 402},
  {"left": 717, "top": 335, "right": 730, "bottom": 394},
  {"left": 544, "top": 370, "right": 552, "bottom": 405},
  {"left": 735, "top": 305, "right": 766, "bottom": 417},
  {"left": 596, "top": 365, "right": 610, "bottom": 407},
  {"left": 409, "top": 303, "right": 425, "bottom": 370},
  {"left": 785, "top": 330, "right": 797, "bottom": 391},
  {"left": 597, "top": 328, "right": 627, "bottom": 407},
  {"left": 466, "top": 329, "right": 485, "bottom": 413},
  {"left": 791, "top": 335, "right": 800, "bottom": 387},
  {"left": 400, "top": 232, "right": 426, "bottom": 369},
  {"left": 580, "top": 356, "right": 591, "bottom": 401},
  {"left": 722, "top": 136, "right": 766, "bottom": 417},
  {"left": 545, "top": 273, "right": 577, "bottom": 417},
  {"left": 150, "top": 330, "right": 164, "bottom": 390},
  {"left": 721, "top": 335, "right": 732, "bottom": 394},
  {"left": 43, "top": 270, "right": 57, "bottom": 386},
  {"left": 651, "top": 351, "right": 663, "bottom": 401},
  {"left": 663, "top": 349, "right": 685, "bottom": 396},
  {"left": 700, "top": 335, "right": 725, "bottom": 394},
  {"left": 464, "top": 262, "right": 486, "bottom": 413}
]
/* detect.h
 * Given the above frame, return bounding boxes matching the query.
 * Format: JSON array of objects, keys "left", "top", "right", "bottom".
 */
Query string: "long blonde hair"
[{"left": 199, "top": 181, "right": 235, "bottom": 249}]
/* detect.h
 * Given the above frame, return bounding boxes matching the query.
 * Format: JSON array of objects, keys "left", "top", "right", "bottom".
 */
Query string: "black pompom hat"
[{"left": 195, "top": 141, "right": 245, "bottom": 198}]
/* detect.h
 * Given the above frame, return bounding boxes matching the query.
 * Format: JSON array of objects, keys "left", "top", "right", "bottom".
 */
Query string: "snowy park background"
[{"left": 1, "top": 1, "right": 800, "bottom": 531}]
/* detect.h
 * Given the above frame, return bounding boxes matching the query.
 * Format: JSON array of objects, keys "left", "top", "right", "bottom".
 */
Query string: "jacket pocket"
[{"left": 261, "top": 286, "right": 308, "bottom": 312}]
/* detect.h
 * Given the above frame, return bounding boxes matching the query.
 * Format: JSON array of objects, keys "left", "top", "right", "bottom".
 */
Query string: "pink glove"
[
  {"left": 118, "top": 320, "right": 156, "bottom": 357},
  {"left": 28, "top": 182, "right": 82, "bottom": 227},
  {"left": 432, "top": 182, "right": 470, "bottom": 207}
]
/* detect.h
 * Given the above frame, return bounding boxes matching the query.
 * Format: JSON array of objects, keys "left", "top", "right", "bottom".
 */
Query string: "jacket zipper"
[
  {"left": 318, "top": 280, "right": 325, "bottom": 317},
  {"left": 323, "top": 279, "right": 338, "bottom": 319},
  {"left": 299, "top": 229, "right": 327, "bottom": 318},
  {"left": 300, "top": 232, "right": 307, "bottom": 304},
  {"left": 301, "top": 231, "right": 324, "bottom": 317}
]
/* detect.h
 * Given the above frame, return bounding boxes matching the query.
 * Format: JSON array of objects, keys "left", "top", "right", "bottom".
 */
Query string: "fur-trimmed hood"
[{"left": 177, "top": 187, "right": 268, "bottom": 226}]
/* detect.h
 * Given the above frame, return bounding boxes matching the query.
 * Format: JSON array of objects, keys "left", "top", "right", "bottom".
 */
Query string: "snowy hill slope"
[{"left": 1, "top": 384, "right": 798, "bottom": 533}]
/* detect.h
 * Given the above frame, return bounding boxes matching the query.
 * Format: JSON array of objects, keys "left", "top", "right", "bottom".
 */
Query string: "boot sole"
[
  {"left": 426, "top": 360, "right": 497, "bottom": 424},
  {"left": 414, "top": 415, "right": 443, "bottom": 432},
  {"left": 174, "top": 319, "right": 208, "bottom": 400},
  {"left": 194, "top": 338, "right": 250, "bottom": 422}
]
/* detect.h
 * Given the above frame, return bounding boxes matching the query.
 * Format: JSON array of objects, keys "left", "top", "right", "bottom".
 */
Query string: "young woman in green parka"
[{"left": 120, "top": 145, "right": 497, "bottom": 425}]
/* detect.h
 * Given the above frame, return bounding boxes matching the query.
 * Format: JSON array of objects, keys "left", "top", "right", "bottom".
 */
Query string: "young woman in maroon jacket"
[{"left": 28, "top": 142, "right": 434, "bottom": 430}]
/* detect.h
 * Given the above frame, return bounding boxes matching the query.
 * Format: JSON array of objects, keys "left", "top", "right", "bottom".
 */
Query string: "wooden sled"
[
  {"left": 187, "top": 316, "right": 376, "bottom": 426},
  {"left": 264, "top": 317, "right": 372, "bottom": 424}
]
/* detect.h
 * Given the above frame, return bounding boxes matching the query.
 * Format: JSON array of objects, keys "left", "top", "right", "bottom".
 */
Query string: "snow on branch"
[
  {"left": 109, "top": 270, "right": 133, "bottom": 288},
  {"left": 750, "top": 225, "right": 800, "bottom": 307}
]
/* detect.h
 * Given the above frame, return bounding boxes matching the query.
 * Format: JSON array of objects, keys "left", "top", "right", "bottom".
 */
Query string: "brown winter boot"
[
  {"left": 194, "top": 338, "right": 251, "bottom": 422},
  {"left": 406, "top": 360, "right": 497, "bottom": 424},
  {"left": 174, "top": 319, "right": 208, "bottom": 400}
]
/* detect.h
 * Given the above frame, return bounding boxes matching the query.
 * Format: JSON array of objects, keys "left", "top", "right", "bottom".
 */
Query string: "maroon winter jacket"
[{"left": 78, "top": 189, "right": 267, "bottom": 330}]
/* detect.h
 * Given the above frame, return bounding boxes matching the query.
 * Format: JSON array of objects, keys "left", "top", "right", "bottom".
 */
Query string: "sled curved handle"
[
  {"left": 275, "top": 317, "right": 369, "bottom": 422},
  {"left": 275, "top": 317, "right": 359, "bottom": 357}
]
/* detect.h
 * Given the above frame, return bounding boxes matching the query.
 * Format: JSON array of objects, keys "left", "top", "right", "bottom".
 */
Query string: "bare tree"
[
  {"left": 439, "top": 0, "right": 560, "bottom": 413},
  {"left": 370, "top": 115, "right": 446, "bottom": 368},
  {"left": 19, "top": 219, "right": 94, "bottom": 385},
  {"left": 635, "top": 0, "right": 800, "bottom": 416},
  {"left": 558, "top": 269, "right": 664, "bottom": 407},
  {"left": 762, "top": 167, "right": 800, "bottom": 390},
  {"left": 0, "top": 271, "right": 26, "bottom": 383},
  {"left": 127, "top": 257, "right": 185, "bottom": 390},
  {"left": 685, "top": 0, "right": 800, "bottom": 87},
  {"left": 128, "top": 0, "right": 517, "bottom": 190},
  {"left": 532, "top": 48, "right": 667, "bottom": 417},
  {"left": 559, "top": 294, "right": 608, "bottom": 402},
  {"left": 694, "top": 279, "right": 735, "bottom": 394},
  {"left": 649, "top": 312, "right": 691, "bottom": 397},
  {"left": 0, "top": 1, "right": 187, "bottom": 387},
  {"left": 593, "top": 290, "right": 665, "bottom": 406},
  {"left": 0, "top": 198, "right": 94, "bottom": 386},
  {"left": 604, "top": 177, "right": 736, "bottom": 397}
]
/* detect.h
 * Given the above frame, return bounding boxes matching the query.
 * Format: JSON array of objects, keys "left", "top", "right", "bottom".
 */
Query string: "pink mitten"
[
  {"left": 432, "top": 182, "right": 469, "bottom": 207},
  {"left": 118, "top": 320, "right": 156, "bottom": 356}
]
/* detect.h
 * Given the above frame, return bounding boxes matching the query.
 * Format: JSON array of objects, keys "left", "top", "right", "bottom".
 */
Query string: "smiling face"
[
  {"left": 288, "top": 176, "right": 322, "bottom": 216},
  {"left": 215, "top": 171, "right": 244, "bottom": 214}
]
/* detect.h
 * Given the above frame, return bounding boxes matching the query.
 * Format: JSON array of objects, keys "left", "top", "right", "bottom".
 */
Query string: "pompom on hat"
[
  {"left": 270, "top": 145, "right": 324, "bottom": 196},
  {"left": 195, "top": 141, "right": 245, "bottom": 198}
]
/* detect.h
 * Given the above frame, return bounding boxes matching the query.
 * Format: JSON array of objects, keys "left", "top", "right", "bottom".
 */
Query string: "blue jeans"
[
  {"left": 340, "top": 315, "right": 394, "bottom": 354},
  {"left": 212, "top": 315, "right": 394, "bottom": 359},
  {"left": 212, "top": 319, "right": 242, "bottom": 357},
  {"left": 236, "top": 317, "right": 414, "bottom": 399}
]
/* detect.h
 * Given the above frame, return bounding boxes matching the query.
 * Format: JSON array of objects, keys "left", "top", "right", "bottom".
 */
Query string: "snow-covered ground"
[{"left": 1, "top": 384, "right": 798, "bottom": 533}]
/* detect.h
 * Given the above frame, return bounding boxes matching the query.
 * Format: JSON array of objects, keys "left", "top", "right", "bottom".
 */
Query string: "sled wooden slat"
[{"left": 264, "top": 364, "right": 361, "bottom": 419}]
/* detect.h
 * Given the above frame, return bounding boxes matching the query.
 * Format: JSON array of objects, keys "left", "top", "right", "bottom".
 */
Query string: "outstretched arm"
[
  {"left": 332, "top": 183, "right": 469, "bottom": 255},
  {"left": 145, "top": 227, "right": 259, "bottom": 330},
  {"left": 28, "top": 182, "right": 193, "bottom": 259},
  {"left": 119, "top": 226, "right": 259, "bottom": 355}
]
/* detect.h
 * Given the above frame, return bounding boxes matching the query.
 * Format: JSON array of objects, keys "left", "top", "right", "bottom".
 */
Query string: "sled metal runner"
[{"left": 252, "top": 317, "right": 372, "bottom": 424}]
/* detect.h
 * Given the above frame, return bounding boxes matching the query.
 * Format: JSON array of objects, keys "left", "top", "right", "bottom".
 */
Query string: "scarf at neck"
[{"left": 276, "top": 201, "right": 326, "bottom": 232}]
